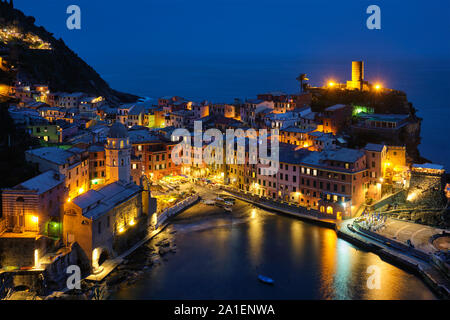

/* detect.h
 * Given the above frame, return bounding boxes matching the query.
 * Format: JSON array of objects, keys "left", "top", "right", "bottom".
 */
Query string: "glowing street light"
[
  {"left": 328, "top": 81, "right": 336, "bottom": 88},
  {"left": 407, "top": 192, "right": 417, "bottom": 201},
  {"left": 374, "top": 83, "right": 382, "bottom": 91}
]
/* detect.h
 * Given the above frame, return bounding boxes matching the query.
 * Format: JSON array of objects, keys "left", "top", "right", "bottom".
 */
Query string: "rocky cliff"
[{"left": 0, "top": 2, "right": 139, "bottom": 105}]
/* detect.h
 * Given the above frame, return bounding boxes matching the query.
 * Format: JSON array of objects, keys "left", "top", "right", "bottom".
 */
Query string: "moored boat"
[{"left": 258, "top": 275, "right": 274, "bottom": 285}]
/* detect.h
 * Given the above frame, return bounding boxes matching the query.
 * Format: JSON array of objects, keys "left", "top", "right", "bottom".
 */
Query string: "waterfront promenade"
[{"left": 337, "top": 219, "right": 449, "bottom": 299}]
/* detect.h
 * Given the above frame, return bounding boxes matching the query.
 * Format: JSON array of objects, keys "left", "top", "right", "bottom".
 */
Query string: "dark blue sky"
[{"left": 15, "top": 0, "right": 450, "bottom": 63}]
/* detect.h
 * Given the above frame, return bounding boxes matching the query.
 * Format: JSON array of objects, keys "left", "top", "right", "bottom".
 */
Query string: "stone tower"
[{"left": 105, "top": 122, "right": 131, "bottom": 184}]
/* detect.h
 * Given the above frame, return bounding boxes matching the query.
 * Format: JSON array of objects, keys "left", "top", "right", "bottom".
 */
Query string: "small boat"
[
  {"left": 203, "top": 200, "right": 215, "bottom": 205},
  {"left": 258, "top": 275, "right": 274, "bottom": 285},
  {"left": 224, "top": 206, "right": 232, "bottom": 212},
  {"left": 216, "top": 197, "right": 225, "bottom": 202},
  {"left": 223, "top": 197, "right": 236, "bottom": 204}
]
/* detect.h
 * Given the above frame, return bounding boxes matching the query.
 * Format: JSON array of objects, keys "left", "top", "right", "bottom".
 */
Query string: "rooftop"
[
  {"left": 26, "top": 147, "right": 77, "bottom": 165},
  {"left": 364, "top": 143, "right": 386, "bottom": 152},
  {"left": 14, "top": 170, "right": 64, "bottom": 195},
  {"left": 412, "top": 163, "right": 445, "bottom": 171},
  {"left": 128, "top": 129, "right": 160, "bottom": 144},
  {"left": 325, "top": 104, "right": 347, "bottom": 112},
  {"left": 108, "top": 122, "right": 129, "bottom": 139},
  {"left": 72, "top": 181, "right": 142, "bottom": 220},
  {"left": 281, "top": 126, "right": 312, "bottom": 134},
  {"left": 357, "top": 112, "right": 410, "bottom": 122}
]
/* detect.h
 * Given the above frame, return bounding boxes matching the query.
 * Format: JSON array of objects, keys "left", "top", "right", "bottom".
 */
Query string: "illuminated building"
[
  {"left": 63, "top": 180, "right": 148, "bottom": 271},
  {"left": 316, "top": 104, "right": 351, "bottom": 135},
  {"left": 105, "top": 122, "right": 132, "bottom": 184},
  {"left": 0, "top": 170, "right": 65, "bottom": 268},
  {"left": 25, "top": 146, "right": 89, "bottom": 199},
  {"left": 347, "top": 61, "right": 365, "bottom": 90}
]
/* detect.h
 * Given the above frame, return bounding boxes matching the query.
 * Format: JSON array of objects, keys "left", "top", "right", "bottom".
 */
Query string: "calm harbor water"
[{"left": 111, "top": 200, "right": 436, "bottom": 300}]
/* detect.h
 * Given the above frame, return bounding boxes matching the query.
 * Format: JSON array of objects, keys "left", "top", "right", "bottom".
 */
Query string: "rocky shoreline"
[{"left": 35, "top": 230, "right": 178, "bottom": 300}]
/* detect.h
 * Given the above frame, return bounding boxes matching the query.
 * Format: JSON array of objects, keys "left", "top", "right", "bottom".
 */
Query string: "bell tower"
[{"left": 105, "top": 122, "right": 131, "bottom": 184}]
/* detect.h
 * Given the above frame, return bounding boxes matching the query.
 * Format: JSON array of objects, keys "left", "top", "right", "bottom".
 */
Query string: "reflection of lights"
[
  {"left": 34, "top": 249, "right": 40, "bottom": 268},
  {"left": 251, "top": 209, "right": 256, "bottom": 219},
  {"left": 407, "top": 192, "right": 417, "bottom": 201}
]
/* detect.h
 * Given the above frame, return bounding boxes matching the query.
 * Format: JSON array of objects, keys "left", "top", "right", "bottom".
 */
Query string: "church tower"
[{"left": 105, "top": 122, "right": 131, "bottom": 184}]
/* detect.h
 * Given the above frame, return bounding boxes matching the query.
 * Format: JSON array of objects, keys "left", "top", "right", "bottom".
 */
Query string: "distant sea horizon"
[{"left": 94, "top": 54, "right": 450, "bottom": 170}]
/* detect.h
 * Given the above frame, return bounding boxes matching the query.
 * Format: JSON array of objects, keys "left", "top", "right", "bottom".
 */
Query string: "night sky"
[{"left": 15, "top": 0, "right": 450, "bottom": 63}]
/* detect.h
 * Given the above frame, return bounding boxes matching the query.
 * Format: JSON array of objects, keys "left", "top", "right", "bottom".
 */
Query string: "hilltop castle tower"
[
  {"left": 105, "top": 122, "right": 131, "bottom": 184},
  {"left": 347, "top": 61, "right": 364, "bottom": 90}
]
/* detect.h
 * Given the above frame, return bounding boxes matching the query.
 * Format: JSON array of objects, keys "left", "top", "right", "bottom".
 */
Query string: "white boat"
[
  {"left": 224, "top": 206, "right": 232, "bottom": 212},
  {"left": 202, "top": 200, "right": 215, "bottom": 205}
]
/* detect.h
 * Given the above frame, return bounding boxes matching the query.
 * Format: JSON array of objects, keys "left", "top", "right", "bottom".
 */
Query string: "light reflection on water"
[{"left": 111, "top": 201, "right": 436, "bottom": 300}]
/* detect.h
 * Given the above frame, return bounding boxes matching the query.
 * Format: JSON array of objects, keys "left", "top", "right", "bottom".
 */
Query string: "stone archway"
[
  {"left": 92, "top": 247, "right": 111, "bottom": 274},
  {"left": 98, "top": 250, "right": 109, "bottom": 266}
]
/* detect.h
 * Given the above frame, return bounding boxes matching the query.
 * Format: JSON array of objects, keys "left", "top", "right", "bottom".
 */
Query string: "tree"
[{"left": 296, "top": 73, "right": 309, "bottom": 93}]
